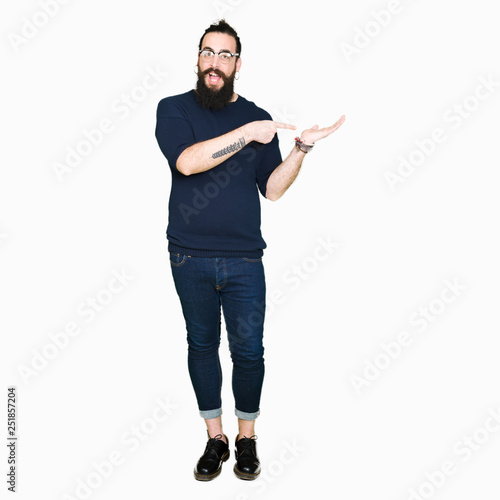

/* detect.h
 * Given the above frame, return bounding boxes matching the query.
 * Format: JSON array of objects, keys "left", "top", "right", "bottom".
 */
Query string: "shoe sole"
[
  {"left": 193, "top": 451, "right": 230, "bottom": 481},
  {"left": 233, "top": 464, "right": 261, "bottom": 481}
]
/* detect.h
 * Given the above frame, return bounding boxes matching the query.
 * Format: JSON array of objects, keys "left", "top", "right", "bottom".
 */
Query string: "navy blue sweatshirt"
[{"left": 155, "top": 90, "right": 282, "bottom": 258}]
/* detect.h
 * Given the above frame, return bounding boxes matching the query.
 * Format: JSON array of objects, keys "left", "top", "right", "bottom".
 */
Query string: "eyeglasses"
[{"left": 198, "top": 49, "right": 239, "bottom": 64}]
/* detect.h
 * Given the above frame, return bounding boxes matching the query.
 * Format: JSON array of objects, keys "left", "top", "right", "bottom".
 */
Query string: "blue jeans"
[{"left": 169, "top": 253, "right": 266, "bottom": 420}]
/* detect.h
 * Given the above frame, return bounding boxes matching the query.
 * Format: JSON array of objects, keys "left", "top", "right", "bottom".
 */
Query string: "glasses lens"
[
  {"left": 200, "top": 50, "right": 214, "bottom": 60},
  {"left": 219, "top": 52, "right": 232, "bottom": 63}
]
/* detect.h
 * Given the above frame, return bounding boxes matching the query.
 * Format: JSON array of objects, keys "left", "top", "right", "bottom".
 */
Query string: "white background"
[{"left": 2, "top": 0, "right": 500, "bottom": 499}]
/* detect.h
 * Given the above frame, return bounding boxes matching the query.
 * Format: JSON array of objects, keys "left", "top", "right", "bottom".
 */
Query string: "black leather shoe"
[
  {"left": 234, "top": 435, "right": 261, "bottom": 480},
  {"left": 193, "top": 433, "right": 229, "bottom": 481}
]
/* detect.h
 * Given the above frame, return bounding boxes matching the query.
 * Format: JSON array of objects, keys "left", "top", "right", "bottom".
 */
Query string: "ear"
[{"left": 236, "top": 57, "right": 242, "bottom": 72}]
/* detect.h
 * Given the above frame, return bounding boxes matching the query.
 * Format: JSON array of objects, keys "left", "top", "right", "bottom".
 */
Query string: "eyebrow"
[{"left": 201, "top": 46, "right": 232, "bottom": 53}]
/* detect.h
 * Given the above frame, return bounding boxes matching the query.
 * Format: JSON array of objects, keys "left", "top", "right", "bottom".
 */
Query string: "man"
[{"left": 155, "top": 19, "right": 345, "bottom": 481}]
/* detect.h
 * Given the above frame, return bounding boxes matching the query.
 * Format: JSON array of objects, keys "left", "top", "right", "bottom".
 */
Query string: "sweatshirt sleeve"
[{"left": 155, "top": 97, "right": 196, "bottom": 172}]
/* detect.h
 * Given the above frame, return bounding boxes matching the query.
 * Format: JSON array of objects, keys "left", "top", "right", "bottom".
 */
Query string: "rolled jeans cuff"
[
  {"left": 235, "top": 408, "right": 260, "bottom": 420},
  {"left": 199, "top": 408, "right": 222, "bottom": 419}
]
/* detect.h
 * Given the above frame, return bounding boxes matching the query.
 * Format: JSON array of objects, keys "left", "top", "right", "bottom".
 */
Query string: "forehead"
[{"left": 201, "top": 32, "right": 237, "bottom": 53}]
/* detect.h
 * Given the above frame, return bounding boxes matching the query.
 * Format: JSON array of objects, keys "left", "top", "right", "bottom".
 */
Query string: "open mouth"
[{"left": 208, "top": 72, "right": 222, "bottom": 84}]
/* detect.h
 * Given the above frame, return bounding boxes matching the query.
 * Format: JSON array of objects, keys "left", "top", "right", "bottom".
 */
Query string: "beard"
[{"left": 195, "top": 65, "right": 237, "bottom": 111}]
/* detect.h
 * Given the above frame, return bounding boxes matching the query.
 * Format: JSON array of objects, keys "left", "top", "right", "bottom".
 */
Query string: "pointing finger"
[{"left": 274, "top": 122, "right": 297, "bottom": 130}]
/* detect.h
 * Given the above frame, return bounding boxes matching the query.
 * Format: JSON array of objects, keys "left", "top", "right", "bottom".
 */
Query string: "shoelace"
[
  {"left": 206, "top": 434, "right": 226, "bottom": 449},
  {"left": 236, "top": 435, "right": 257, "bottom": 454}
]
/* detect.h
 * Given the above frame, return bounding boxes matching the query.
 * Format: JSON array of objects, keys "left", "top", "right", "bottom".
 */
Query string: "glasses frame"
[{"left": 198, "top": 49, "right": 240, "bottom": 64}]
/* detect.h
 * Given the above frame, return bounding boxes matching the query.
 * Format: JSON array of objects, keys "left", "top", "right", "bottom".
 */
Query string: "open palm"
[{"left": 301, "top": 115, "right": 346, "bottom": 145}]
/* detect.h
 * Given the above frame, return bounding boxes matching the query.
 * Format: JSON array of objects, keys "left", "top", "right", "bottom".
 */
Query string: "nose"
[{"left": 211, "top": 54, "right": 221, "bottom": 69}]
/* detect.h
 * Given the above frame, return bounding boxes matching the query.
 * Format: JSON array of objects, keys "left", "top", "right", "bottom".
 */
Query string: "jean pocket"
[
  {"left": 242, "top": 256, "right": 263, "bottom": 263},
  {"left": 169, "top": 252, "right": 188, "bottom": 267}
]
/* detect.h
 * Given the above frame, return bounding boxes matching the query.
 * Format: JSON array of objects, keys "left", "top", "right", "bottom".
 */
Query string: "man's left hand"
[{"left": 300, "top": 115, "right": 346, "bottom": 145}]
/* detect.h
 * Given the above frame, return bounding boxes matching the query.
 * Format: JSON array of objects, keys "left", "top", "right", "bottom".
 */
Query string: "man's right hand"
[
  {"left": 245, "top": 120, "right": 297, "bottom": 144},
  {"left": 176, "top": 120, "right": 296, "bottom": 176}
]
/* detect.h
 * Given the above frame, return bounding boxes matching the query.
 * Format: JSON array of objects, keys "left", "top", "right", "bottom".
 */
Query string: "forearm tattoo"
[{"left": 212, "top": 137, "right": 246, "bottom": 159}]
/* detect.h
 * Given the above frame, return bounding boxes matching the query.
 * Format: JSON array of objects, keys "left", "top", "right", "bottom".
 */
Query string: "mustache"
[{"left": 202, "top": 68, "right": 224, "bottom": 77}]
